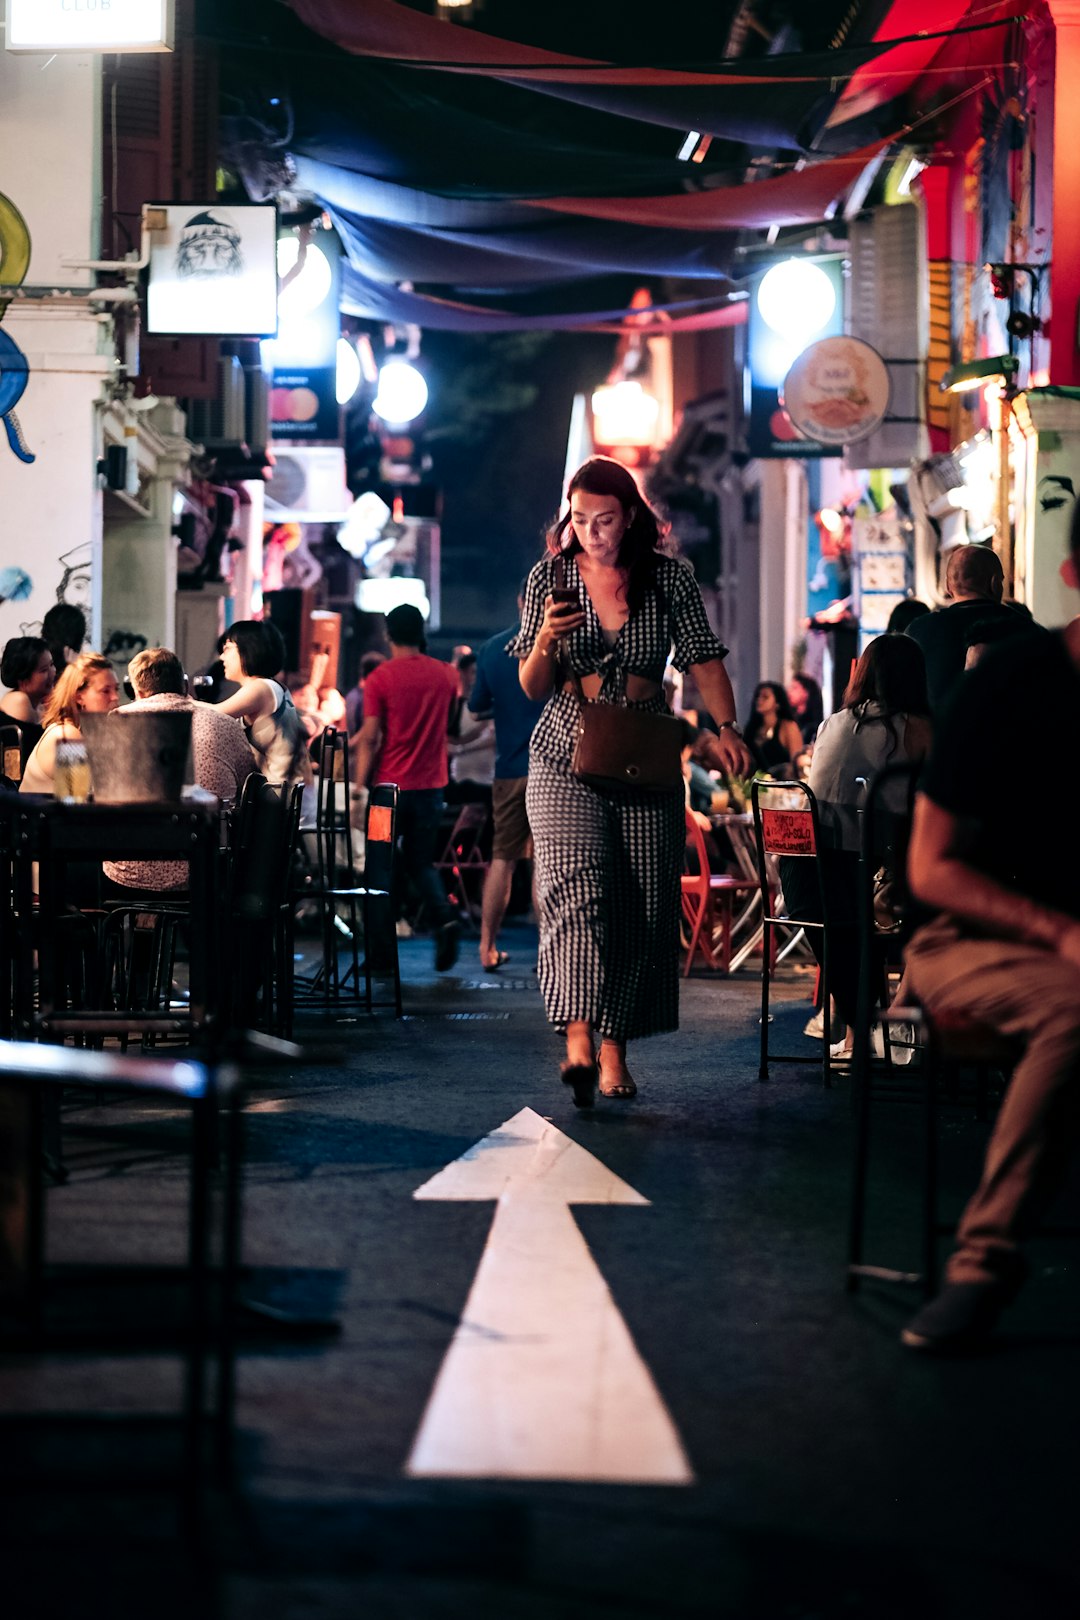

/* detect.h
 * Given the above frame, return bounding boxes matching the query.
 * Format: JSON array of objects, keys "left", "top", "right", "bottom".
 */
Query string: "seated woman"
[
  {"left": 19, "top": 651, "right": 120, "bottom": 793},
  {"left": 215, "top": 619, "right": 312, "bottom": 785},
  {"left": 1, "top": 635, "right": 56, "bottom": 771},
  {"left": 744, "top": 681, "right": 804, "bottom": 777},
  {"left": 779, "top": 634, "right": 932, "bottom": 1047},
  {"left": 786, "top": 670, "right": 824, "bottom": 749}
]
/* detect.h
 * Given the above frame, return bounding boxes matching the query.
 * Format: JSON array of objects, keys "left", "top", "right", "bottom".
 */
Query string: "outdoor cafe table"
[{"left": 0, "top": 794, "right": 222, "bottom": 1043}]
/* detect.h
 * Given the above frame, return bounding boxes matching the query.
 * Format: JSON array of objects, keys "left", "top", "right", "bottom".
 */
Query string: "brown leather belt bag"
[{"left": 554, "top": 556, "right": 683, "bottom": 793}]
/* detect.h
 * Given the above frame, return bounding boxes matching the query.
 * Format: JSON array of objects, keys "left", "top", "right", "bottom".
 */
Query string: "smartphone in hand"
[{"left": 549, "top": 588, "right": 579, "bottom": 608}]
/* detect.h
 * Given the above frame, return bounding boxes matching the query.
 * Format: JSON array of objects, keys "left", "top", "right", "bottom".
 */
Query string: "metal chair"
[
  {"left": 17, "top": 800, "right": 221, "bottom": 1046},
  {"left": 227, "top": 773, "right": 304, "bottom": 1037},
  {"left": 300, "top": 732, "right": 402, "bottom": 1016},
  {"left": 751, "top": 778, "right": 836, "bottom": 1088},
  {"left": 680, "top": 809, "right": 758, "bottom": 975}
]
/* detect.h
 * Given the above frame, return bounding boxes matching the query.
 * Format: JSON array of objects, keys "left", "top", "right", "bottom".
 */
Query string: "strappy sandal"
[{"left": 598, "top": 1057, "right": 637, "bottom": 1100}]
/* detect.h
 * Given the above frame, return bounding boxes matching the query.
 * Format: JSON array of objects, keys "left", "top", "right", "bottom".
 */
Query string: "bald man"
[{"left": 906, "top": 545, "right": 1032, "bottom": 712}]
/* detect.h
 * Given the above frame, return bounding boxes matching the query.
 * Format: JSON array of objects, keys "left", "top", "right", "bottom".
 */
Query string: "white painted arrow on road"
[{"left": 405, "top": 1106, "right": 694, "bottom": 1484}]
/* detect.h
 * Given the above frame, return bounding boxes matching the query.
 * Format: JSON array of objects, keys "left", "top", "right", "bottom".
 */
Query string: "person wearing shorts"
[{"left": 469, "top": 591, "right": 545, "bottom": 970}]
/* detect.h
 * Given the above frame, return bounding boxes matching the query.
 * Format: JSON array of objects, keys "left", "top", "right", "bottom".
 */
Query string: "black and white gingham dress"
[{"left": 507, "top": 551, "right": 728, "bottom": 1042}]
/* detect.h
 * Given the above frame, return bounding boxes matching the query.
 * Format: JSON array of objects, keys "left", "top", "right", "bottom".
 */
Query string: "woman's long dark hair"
[
  {"left": 546, "top": 457, "right": 664, "bottom": 614},
  {"left": 744, "top": 680, "right": 795, "bottom": 745},
  {"left": 789, "top": 671, "right": 824, "bottom": 741},
  {"left": 842, "top": 635, "right": 930, "bottom": 760}
]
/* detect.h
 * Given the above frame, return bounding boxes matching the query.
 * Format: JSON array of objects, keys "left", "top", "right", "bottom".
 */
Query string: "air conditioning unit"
[
  {"left": 264, "top": 446, "right": 351, "bottom": 520},
  {"left": 244, "top": 364, "right": 270, "bottom": 456},
  {"left": 185, "top": 355, "right": 246, "bottom": 448}
]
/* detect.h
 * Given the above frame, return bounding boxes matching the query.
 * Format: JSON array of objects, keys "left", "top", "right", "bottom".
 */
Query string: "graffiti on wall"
[{"left": 0, "top": 190, "right": 35, "bottom": 464}]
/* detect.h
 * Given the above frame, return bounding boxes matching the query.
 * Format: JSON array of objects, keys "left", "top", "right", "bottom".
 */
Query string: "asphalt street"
[{"left": 1, "top": 920, "right": 1078, "bottom": 1620}]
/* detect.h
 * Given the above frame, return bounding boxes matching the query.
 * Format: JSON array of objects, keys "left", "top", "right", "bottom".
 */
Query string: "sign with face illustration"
[{"left": 146, "top": 205, "right": 278, "bottom": 336}]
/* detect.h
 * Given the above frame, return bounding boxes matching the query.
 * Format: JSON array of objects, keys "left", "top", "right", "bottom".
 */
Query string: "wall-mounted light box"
[
  {"left": 6, "top": 0, "right": 175, "bottom": 53},
  {"left": 146, "top": 204, "right": 278, "bottom": 337}
]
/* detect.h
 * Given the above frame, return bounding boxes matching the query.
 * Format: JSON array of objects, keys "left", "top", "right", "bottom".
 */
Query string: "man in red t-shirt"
[{"left": 353, "top": 604, "right": 460, "bottom": 971}]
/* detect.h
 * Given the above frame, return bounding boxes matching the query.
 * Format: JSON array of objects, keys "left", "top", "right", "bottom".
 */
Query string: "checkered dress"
[{"left": 507, "top": 552, "right": 727, "bottom": 1041}]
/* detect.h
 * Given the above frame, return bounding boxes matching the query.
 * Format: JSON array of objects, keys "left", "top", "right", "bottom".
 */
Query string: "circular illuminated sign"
[
  {"left": 781, "top": 336, "right": 890, "bottom": 445},
  {"left": 336, "top": 337, "right": 362, "bottom": 404},
  {"left": 276, "top": 237, "right": 332, "bottom": 317},
  {"left": 372, "top": 360, "right": 428, "bottom": 425},
  {"left": 757, "top": 259, "right": 837, "bottom": 343}
]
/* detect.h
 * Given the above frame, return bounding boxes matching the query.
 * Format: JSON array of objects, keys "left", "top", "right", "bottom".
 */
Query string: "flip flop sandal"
[{"left": 480, "top": 950, "right": 510, "bottom": 970}]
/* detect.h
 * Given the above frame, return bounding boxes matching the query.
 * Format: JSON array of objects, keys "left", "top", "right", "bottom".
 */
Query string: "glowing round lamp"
[
  {"left": 372, "top": 360, "right": 428, "bottom": 425},
  {"left": 757, "top": 259, "right": 836, "bottom": 344},
  {"left": 336, "top": 337, "right": 362, "bottom": 404},
  {"left": 591, "top": 380, "right": 660, "bottom": 447},
  {"left": 277, "top": 236, "right": 332, "bottom": 317}
]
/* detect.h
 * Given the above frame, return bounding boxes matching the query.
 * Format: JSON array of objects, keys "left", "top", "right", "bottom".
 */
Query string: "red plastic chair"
[{"left": 680, "top": 809, "right": 758, "bottom": 976}]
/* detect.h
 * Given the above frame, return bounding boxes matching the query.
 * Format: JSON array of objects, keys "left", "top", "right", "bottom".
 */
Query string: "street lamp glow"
[
  {"left": 372, "top": 360, "right": 428, "bottom": 424},
  {"left": 591, "top": 380, "right": 660, "bottom": 447},
  {"left": 277, "top": 237, "right": 332, "bottom": 317},
  {"left": 757, "top": 259, "right": 836, "bottom": 344},
  {"left": 336, "top": 338, "right": 362, "bottom": 404}
]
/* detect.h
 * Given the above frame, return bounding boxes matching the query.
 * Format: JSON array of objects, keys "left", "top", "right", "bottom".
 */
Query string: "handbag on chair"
[{"left": 554, "top": 557, "right": 684, "bottom": 793}]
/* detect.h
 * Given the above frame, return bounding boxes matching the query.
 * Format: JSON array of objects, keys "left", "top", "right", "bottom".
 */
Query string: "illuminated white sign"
[
  {"left": 6, "top": 0, "right": 175, "bottom": 53},
  {"left": 146, "top": 204, "right": 278, "bottom": 337}
]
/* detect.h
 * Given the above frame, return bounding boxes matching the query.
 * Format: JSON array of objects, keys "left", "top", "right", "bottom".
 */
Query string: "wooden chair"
[
  {"left": 751, "top": 778, "right": 837, "bottom": 1088},
  {"left": 680, "top": 809, "right": 758, "bottom": 975}
]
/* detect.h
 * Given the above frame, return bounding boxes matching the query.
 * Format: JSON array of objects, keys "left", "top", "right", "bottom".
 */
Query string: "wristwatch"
[{"left": 716, "top": 720, "right": 744, "bottom": 738}]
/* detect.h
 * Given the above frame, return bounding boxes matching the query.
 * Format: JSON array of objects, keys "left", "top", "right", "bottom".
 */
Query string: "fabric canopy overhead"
[
  {"left": 288, "top": 0, "right": 896, "bottom": 85},
  {"left": 828, "top": 0, "right": 1024, "bottom": 129},
  {"left": 522, "top": 141, "right": 890, "bottom": 230},
  {"left": 297, "top": 160, "right": 738, "bottom": 285},
  {"left": 339, "top": 259, "right": 748, "bottom": 333},
  {"left": 329, "top": 206, "right": 737, "bottom": 287},
  {"left": 282, "top": 0, "right": 1023, "bottom": 154},
  {"left": 225, "top": 17, "right": 766, "bottom": 202}
]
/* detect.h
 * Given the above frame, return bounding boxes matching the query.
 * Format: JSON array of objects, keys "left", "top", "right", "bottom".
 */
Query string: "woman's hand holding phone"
[{"left": 542, "top": 588, "right": 586, "bottom": 648}]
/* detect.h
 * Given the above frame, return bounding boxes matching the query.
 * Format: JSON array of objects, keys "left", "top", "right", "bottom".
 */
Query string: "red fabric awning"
[
  {"left": 520, "top": 142, "right": 890, "bottom": 231},
  {"left": 828, "top": 0, "right": 1024, "bottom": 127},
  {"left": 284, "top": 0, "right": 953, "bottom": 88},
  {"left": 288, "top": 0, "right": 1023, "bottom": 89}
]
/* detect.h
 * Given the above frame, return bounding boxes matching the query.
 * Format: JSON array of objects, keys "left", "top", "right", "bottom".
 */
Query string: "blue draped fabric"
[{"left": 338, "top": 261, "right": 741, "bottom": 331}]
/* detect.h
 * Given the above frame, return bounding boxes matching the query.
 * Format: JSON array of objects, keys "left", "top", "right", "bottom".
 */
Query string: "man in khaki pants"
[{"left": 901, "top": 534, "right": 1078, "bottom": 1351}]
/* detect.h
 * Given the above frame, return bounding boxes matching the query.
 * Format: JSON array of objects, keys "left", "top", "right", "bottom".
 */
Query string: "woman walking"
[{"left": 512, "top": 457, "right": 751, "bottom": 1107}]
